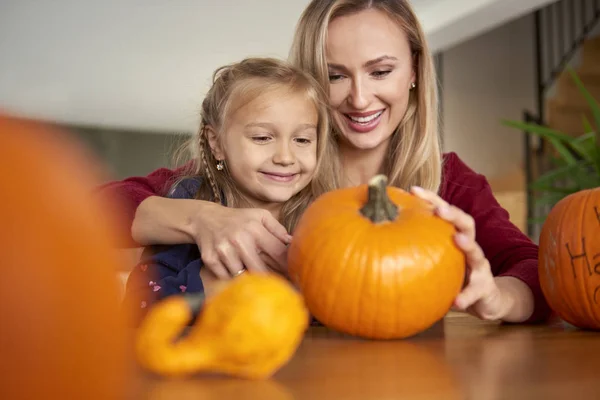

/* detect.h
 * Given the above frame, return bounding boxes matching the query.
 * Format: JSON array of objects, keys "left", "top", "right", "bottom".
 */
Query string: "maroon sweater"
[{"left": 99, "top": 152, "right": 550, "bottom": 323}]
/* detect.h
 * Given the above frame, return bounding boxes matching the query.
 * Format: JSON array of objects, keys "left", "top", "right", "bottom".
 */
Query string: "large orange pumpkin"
[
  {"left": 538, "top": 187, "right": 600, "bottom": 329},
  {"left": 0, "top": 115, "right": 131, "bottom": 399},
  {"left": 288, "top": 175, "right": 465, "bottom": 339}
]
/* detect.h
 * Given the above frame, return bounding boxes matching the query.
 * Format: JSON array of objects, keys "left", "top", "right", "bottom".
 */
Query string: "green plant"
[{"left": 502, "top": 67, "right": 600, "bottom": 220}]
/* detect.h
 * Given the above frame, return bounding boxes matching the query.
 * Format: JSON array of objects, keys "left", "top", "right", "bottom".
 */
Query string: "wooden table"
[{"left": 138, "top": 312, "right": 600, "bottom": 399}]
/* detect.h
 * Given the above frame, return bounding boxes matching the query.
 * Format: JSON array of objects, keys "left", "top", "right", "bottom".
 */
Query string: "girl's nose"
[{"left": 273, "top": 142, "right": 295, "bottom": 165}]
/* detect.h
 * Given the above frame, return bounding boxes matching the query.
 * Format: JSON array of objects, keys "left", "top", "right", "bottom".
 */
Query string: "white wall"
[
  {"left": 0, "top": 0, "right": 555, "bottom": 133},
  {"left": 441, "top": 13, "right": 536, "bottom": 181}
]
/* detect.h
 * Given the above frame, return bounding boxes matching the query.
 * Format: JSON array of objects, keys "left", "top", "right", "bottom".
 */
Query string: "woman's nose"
[{"left": 347, "top": 78, "right": 370, "bottom": 110}]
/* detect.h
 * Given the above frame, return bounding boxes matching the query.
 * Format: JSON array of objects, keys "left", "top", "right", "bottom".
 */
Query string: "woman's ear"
[{"left": 205, "top": 126, "right": 224, "bottom": 160}]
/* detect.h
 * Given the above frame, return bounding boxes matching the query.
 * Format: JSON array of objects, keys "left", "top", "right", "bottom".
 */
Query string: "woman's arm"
[
  {"left": 95, "top": 166, "right": 184, "bottom": 247},
  {"left": 439, "top": 152, "right": 551, "bottom": 323}
]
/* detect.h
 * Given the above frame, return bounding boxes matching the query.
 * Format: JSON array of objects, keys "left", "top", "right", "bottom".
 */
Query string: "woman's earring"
[
  {"left": 410, "top": 82, "right": 416, "bottom": 90},
  {"left": 216, "top": 160, "right": 224, "bottom": 171}
]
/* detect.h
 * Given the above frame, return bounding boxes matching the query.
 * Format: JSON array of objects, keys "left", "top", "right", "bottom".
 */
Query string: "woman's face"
[{"left": 326, "top": 8, "right": 415, "bottom": 152}]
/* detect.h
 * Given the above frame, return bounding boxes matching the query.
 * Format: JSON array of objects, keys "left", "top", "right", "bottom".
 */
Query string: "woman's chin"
[{"left": 339, "top": 130, "right": 392, "bottom": 152}]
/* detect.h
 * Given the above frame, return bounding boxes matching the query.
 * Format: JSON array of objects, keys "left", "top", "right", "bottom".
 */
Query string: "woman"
[{"left": 99, "top": 0, "right": 550, "bottom": 324}]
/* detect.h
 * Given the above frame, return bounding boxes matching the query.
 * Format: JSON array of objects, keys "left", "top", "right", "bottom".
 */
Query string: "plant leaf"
[
  {"left": 581, "top": 116, "right": 594, "bottom": 135},
  {"left": 529, "top": 162, "right": 589, "bottom": 189},
  {"left": 502, "top": 120, "right": 576, "bottom": 143},
  {"left": 527, "top": 216, "right": 548, "bottom": 225},
  {"left": 568, "top": 67, "right": 600, "bottom": 139},
  {"left": 501, "top": 120, "right": 584, "bottom": 164},
  {"left": 530, "top": 183, "right": 579, "bottom": 194},
  {"left": 532, "top": 191, "right": 567, "bottom": 208}
]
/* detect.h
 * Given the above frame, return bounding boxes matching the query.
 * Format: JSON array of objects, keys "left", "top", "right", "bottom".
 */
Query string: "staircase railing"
[{"left": 523, "top": 0, "right": 600, "bottom": 239}]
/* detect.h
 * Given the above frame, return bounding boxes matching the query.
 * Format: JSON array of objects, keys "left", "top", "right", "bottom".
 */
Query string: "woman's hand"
[
  {"left": 185, "top": 202, "right": 292, "bottom": 280},
  {"left": 410, "top": 186, "right": 510, "bottom": 321}
]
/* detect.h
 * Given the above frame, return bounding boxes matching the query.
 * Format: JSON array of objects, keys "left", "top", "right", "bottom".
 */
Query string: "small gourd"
[
  {"left": 538, "top": 187, "right": 600, "bottom": 329},
  {"left": 288, "top": 175, "right": 465, "bottom": 339},
  {"left": 135, "top": 273, "right": 309, "bottom": 379}
]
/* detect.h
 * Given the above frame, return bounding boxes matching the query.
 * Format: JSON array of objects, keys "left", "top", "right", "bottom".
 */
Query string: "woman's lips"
[{"left": 343, "top": 110, "right": 384, "bottom": 133}]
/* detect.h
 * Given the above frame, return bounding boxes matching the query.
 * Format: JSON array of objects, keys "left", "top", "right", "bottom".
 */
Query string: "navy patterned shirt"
[{"left": 122, "top": 177, "right": 208, "bottom": 319}]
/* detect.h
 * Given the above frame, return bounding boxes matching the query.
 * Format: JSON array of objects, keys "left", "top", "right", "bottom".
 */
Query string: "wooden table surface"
[{"left": 138, "top": 312, "right": 600, "bottom": 400}]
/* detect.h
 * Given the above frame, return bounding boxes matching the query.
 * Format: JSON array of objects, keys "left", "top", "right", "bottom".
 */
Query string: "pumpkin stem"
[{"left": 359, "top": 174, "right": 398, "bottom": 223}]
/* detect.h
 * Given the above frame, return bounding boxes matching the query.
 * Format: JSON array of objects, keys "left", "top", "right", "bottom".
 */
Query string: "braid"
[{"left": 198, "top": 123, "right": 222, "bottom": 204}]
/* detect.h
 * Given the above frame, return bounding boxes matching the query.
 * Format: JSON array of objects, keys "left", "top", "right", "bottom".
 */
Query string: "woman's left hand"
[{"left": 410, "top": 186, "right": 509, "bottom": 321}]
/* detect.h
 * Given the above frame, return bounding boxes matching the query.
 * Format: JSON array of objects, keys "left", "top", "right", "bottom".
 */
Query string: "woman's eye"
[
  {"left": 372, "top": 70, "right": 392, "bottom": 78},
  {"left": 328, "top": 73, "right": 344, "bottom": 82}
]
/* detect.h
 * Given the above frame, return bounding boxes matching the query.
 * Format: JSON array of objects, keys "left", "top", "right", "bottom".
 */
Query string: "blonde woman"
[{"left": 102, "top": 0, "right": 550, "bottom": 324}]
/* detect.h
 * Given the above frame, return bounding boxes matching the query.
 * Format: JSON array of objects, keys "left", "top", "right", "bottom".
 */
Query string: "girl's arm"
[{"left": 97, "top": 171, "right": 291, "bottom": 278}]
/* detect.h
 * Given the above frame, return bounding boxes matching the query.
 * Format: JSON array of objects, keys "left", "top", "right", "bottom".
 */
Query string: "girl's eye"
[
  {"left": 252, "top": 136, "right": 271, "bottom": 143},
  {"left": 372, "top": 70, "right": 392, "bottom": 78},
  {"left": 295, "top": 137, "right": 313, "bottom": 145},
  {"left": 328, "top": 73, "right": 344, "bottom": 82}
]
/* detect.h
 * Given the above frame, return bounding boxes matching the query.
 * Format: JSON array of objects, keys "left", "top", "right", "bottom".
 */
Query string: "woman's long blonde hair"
[
  {"left": 289, "top": 0, "right": 442, "bottom": 193},
  {"left": 173, "top": 57, "right": 338, "bottom": 232}
]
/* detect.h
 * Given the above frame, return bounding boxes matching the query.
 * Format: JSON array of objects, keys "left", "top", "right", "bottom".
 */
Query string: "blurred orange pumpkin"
[{"left": 0, "top": 114, "right": 131, "bottom": 399}]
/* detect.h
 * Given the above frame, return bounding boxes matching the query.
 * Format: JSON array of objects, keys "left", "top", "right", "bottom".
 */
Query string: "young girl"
[
  {"left": 107, "top": 0, "right": 550, "bottom": 325},
  {"left": 122, "top": 57, "right": 336, "bottom": 316}
]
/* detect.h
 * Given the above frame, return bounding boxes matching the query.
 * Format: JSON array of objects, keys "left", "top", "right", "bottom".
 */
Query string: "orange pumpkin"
[
  {"left": 288, "top": 175, "right": 465, "bottom": 339},
  {"left": 538, "top": 187, "right": 600, "bottom": 329},
  {"left": 0, "top": 115, "right": 131, "bottom": 399},
  {"left": 135, "top": 273, "right": 309, "bottom": 379}
]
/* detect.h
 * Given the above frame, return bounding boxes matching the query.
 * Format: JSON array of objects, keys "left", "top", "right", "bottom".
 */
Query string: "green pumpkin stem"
[{"left": 360, "top": 174, "right": 398, "bottom": 223}]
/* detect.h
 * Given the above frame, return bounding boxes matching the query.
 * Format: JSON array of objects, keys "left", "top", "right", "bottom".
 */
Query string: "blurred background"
[{"left": 1, "top": 0, "right": 599, "bottom": 243}]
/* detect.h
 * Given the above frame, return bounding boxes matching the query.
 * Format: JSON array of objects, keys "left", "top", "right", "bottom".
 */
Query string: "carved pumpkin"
[
  {"left": 135, "top": 273, "right": 309, "bottom": 379},
  {"left": 0, "top": 115, "right": 131, "bottom": 399},
  {"left": 538, "top": 187, "right": 600, "bottom": 329},
  {"left": 288, "top": 175, "right": 465, "bottom": 339}
]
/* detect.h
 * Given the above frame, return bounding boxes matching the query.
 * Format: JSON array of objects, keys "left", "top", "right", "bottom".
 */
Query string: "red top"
[{"left": 98, "top": 152, "right": 550, "bottom": 323}]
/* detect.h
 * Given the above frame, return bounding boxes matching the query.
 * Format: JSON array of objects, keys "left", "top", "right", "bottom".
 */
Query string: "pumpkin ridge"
[
  {"left": 292, "top": 209, "right": 342, "bottom": 288},
  {"left": 578, "top": 191, "right": 595, "bottom": 325},
  {"left": 327, "top": 224, "right": 367, "bottom": 333},
  {"left": 295, "top": 214, "right": 353, "bottom": 322},
  {"left": 354, "top": 241, "right": 371, "bottom": 336},
  {"left": 322, "top": 219, "right": 365, "bottom": 328},
  {"left": 556, "top": 197, "right": 582, "bottom": 324}
]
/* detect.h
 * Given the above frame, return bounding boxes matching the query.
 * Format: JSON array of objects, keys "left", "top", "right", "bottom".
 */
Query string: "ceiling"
[{"left": 0, "top": 0, "right": 554, "bottom": 133}]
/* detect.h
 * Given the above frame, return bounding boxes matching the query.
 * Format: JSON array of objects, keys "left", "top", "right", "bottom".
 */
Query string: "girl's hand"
[
  {"left": 186, "top": 202, "right": 292, "bottom": 280},
  {"left": 410, "top": 186, "right": 509, "bottom": 321}
]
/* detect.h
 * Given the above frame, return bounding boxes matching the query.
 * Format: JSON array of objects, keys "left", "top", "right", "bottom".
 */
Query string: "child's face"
[{"left": 214, "top": 88, "right": 319, "bottom": 208}]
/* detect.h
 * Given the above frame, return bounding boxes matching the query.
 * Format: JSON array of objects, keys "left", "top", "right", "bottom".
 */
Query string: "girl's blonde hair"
[
  {"left": 289, "top": 0, "right": 442, "bottom": 192},
  {"left": 173, "top": 57, "right": 338, "bottom": 232}
]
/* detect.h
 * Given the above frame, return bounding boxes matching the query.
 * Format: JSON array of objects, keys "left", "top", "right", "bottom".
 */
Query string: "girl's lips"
[
  {"left": 343, "top": 110, "right": 385, "bottom": 133},
  {"left": 260, "top": 172, "right": 298, "bottom": 182}
]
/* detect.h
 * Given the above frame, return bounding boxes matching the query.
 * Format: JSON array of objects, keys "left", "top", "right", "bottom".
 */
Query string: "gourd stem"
[
  {"left": 184, "top": 292, "right": 206, "bottom": 326},
  {"left": 359, "top": 174, "right": 398, "bottom": 223}
]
